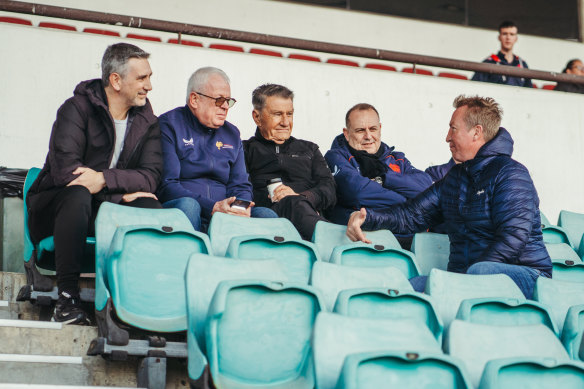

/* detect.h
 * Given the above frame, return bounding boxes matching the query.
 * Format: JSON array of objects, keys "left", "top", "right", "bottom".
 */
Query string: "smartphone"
[{"left": 231, "top": 198, "right": 251, "bottom": 211}]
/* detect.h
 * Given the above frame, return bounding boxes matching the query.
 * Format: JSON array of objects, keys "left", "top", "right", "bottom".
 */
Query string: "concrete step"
[
  {"left": 0, "top": 300, "right": 17, "bottom": 319},
  {"left": 0, "top": 353, "right": 88, "bottom": 386},
  {"left": 0, "top": 384, "right": 141, "bottom": 388}
]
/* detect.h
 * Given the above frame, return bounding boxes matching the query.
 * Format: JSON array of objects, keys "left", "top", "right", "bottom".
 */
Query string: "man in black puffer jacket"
[
  {"left": 347, "top": 95, "right": 551, "bottom": 299},
  {"left": 243, "top": 84, "right": 336, "bottom": 240}
]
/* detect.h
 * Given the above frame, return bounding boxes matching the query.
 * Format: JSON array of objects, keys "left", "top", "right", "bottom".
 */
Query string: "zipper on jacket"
[{"left": 275, "top": 145, "right": 279, "bottom": 153}]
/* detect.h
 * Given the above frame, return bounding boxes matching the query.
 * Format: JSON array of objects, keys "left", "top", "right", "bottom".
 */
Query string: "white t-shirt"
[{"left": 110, "top": 117, "right": 128, "bottom": 168}]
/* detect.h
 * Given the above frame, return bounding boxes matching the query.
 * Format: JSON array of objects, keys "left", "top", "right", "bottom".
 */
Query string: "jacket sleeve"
[
  {"left": 363, "top": 181, "right": 444, "bottom": 235},
  {"left": 326, "top": 149, "right": 407, "bottom": 208},
  {"left": 225, "top": 140, "right": 254, "bottom": 201},
  {"left": 300, "top": 147, "right": 336, "bottom": 210},
  {"left": 478, "top": 163, "right": 537, "bottom": 264},
  {"left": 471, "top": 57, "right": 496, "bottom": 83},
  {"left": 425, "top": 159, "right": 455, "bottom": 182},
  {"left": 383, "top": 156, "right": 433, "bottom": 199}
]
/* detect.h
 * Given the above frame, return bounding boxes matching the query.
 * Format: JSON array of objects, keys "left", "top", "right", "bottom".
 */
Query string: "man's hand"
[
  {"left": 346, "top": 208, "right": 371, "bottom": 243},
  {"left": 270, "top": 185, "right": 297, "bottom": 203},
  {"left": 212, "top": 196, "right": 253, "bottom": 218},
  {"left": 67, "top": 167, "right": 106, "bottom": 194},
  {"left": 122, "top": 192, "right": 158, "bottom": 203}
]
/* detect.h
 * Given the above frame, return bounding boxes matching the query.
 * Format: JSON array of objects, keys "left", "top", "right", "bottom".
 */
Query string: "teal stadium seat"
[
  {"left": 309, "top": 261, "right": 413, "bottom": 310},
  {"left": 445, "top": 320, "right": 570, "bottom": 387},
  {"left": 311, "top": 221, "right": 400, "bottom": 262},
  {"left": 456, "top": 297, "right": 558, "bottom": 335},
  {"left": 333, "top": 288, "right": 443, "bottom": 342},
  {"left": 205, "top": 280, "right": 324, "bottom": 389},
  {"left": 533, "top": 277, "right": 584, "bottom": 331},
  {"left": 336, "top": 351, "right": 472, "bottom": 389},
  {"left": 545, "top": 243, "right": 584, "bottom": 283},
  {"left": 329, "top": 243, "right": 421, "bottom": 278},
  {"left": 18, "top": 167, "right": 95, "bottom": 302},
  {"left": 411, "top": 232, "right": 450, "bottom": 275},
  {"left": 558, "top": 210, "right": 584, "bottom": 252},
  {"left": 312, "top": 312, "right": 442, "bottom": 389},
  {"left": 426, "top": 269, "right": 524, "bottom": 328},
  {"left": 540, "top": 212, "right": 573, "bottom": 247},
  {"left": 208, "top": 212, "right": 302, "bottom": 257},
  {"left": 479, "top": 357, "right": 584, "bottom": 389},
  {"left": 561, "top": 304, "right": 584, "bottom": 361}
]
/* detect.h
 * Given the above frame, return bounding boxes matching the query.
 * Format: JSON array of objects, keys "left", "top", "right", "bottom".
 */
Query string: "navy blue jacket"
[
  {"left": 157, "top": 106, "right": 252, "bottom": 219},
  {"left": 324, "top": 134, "right": 432, "bottom": 224},
  {"left": 472, "top": 51, "right": 533, "bottom": 88},
  {"left": 363, "top": 128, "right": 552, "bottom": 275},
  {"left": 425, "top": 158, "right": 456, "bottom": 182}
]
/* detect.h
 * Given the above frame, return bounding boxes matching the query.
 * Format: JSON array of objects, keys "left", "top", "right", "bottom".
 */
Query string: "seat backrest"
[
  {"left": 560, "top": 304, "right": 584, "bottom": 361},
  {"left": 309, "top": 261, "right": 413, "bottom": 310},
  {"left": 533, "top": 277, "right": 584, "bottom": 330},
  {"left": 336, "top": 351, "right": 472, "bottom": 389},
  {"left": 445, "top": 320, "right": 569, "bottom": 387},
  {"left": 542, "top": 226, "right": 573, "bottom": 246},
  {"left": 313, "top": 312, "right": 441, "bottom": 389},
  {"left": 558, "top": 210, "right": 584, "bottom": 252},
  {"left": 206, "top": 280, "right": 323, "bottom": 388},
  {"left": 334, "top": 288, "right": 443, "bottom": 342},
  {"left": 208, "top": 212, "right": 301, "bottom": 256},
  {"left": 411, "top": 232, "right": 450, "bottom": 275},
  {"left": 546, "top": 243, "right": 581, "bottom": 264},
  {"left": 426, "top": 269, "right": 524, "bottom": 328},
  {"left": 22, "top": 168, "right": 40, "bottom": 262},
  {"left": 312, "top": 221, "right": 400, "bottom": 261}
]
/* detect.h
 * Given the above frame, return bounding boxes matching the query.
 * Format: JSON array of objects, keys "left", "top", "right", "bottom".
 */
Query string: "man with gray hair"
[
  {"left": 27, "top": 43, "right": 163, "bottom": 324},
  {"left": 347, "top": 95, "right": 551, "bottom": 299},
  {"left": 157, "top": 67, "right": 276, "bottom": 230}
]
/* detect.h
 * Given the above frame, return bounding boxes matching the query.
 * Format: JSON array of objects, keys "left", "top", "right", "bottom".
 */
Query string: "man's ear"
[
  {"left": 252, "top": 109, "right": 261, "bottom": 127},
  {"left": 109, "top": 73, "right": 122, "bottom": 91},
  {"left": 188, "top": 92, "right": 198, "bottom": 110},
  {"left": 474, "top": 125, "right": 484, "bottom": 141},
  {"left": 343, "top": 127, "right": 349, "bottom": 141}
]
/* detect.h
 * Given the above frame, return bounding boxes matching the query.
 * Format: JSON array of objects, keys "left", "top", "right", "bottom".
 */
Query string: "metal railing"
[{"left": 2, "top": 0, "right": 584, "bottom": 85}]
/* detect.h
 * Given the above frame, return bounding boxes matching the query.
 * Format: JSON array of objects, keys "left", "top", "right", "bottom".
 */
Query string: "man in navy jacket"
[
  {"left": 347, "top": 95, "right": 551, "bottom": 299},
  {"left": 157, "top": 67, "right": 276, "bottom": 230}
]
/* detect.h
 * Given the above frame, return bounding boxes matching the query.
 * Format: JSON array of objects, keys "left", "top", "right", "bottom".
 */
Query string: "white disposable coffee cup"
[{"left": 267, "top": 178, "right": 283, "bottom": 201}]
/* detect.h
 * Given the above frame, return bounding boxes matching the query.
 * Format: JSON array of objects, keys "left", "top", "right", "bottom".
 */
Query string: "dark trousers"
[
  {"left": 28, "top": 186, "right": 162, "bottom": 295},
  {"left": 271, "top": 195, "right": 327, "bottom": 241}
]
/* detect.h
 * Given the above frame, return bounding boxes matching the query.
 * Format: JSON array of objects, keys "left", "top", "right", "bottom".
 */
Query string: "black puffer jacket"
[
  {"left": 27, "top": 79, "right": 162, "bottom": 208},
  {"left": 243, "top": 129, "right": 336, "bottom": 211}
]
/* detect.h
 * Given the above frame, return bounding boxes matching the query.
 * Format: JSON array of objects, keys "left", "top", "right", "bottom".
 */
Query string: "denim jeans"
[
  {"left": 409, "top": 261, "right": 544, "bottom": 299},
  {"left": 163, "top": 197, "right": 277, "bottom": 232}
]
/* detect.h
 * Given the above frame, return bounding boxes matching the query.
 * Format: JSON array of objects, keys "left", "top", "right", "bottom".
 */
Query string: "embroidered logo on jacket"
[
  {"left": 216, "top": 141, "right": 234, "bottom": 150},
  {"left": 476, "top": 189, "right": 485, "bottom": 195},
  {"left": 183, "top": 138, "right": 194, "bottom": 147},
  {"left": 388, "top": 163, "right": 401, "bottom": 173}
]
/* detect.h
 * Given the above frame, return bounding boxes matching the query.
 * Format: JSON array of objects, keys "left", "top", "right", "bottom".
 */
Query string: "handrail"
[{"left": 2, "top": 0, "right": 584, "bottom": 85}]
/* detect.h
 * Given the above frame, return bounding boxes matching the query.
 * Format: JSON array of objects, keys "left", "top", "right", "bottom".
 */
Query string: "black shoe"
[{"left": 52, "top": 291, "right": 90, "bottom": 325}]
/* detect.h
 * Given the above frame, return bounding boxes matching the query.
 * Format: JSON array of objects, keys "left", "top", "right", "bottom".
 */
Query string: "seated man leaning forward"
[
  {"left": 325, "top": 103, "right": 432, "bottom": 247},
  {"left": 157, "top": 67, "right": 276, "bottom": 231},
  {"left": 243, "top": 84, "right": 336, "bottom": 240},
  {"left": 27, "top": 43, "right": 163, "bottom": 324},
  {"left": 347, "top": 95, "right": 551, "bottom": 299}
]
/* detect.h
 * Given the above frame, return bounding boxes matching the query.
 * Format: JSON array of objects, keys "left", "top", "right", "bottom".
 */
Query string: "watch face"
[{"left": 374, "top": 176, "right": 383, "bottom": 184}]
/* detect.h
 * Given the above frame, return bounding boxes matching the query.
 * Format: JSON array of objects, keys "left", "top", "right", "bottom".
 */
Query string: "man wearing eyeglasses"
[{"left": 157, "top": 67, "right": 276, "bottom": 231}]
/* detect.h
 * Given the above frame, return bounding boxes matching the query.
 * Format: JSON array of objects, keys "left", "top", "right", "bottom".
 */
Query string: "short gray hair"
[
  {"left": 186, "top": 67, "right": 230, "bottom": 103},
  {"left": 101, "top": 43, "right": 150, "bottom": 86},
  {"left": 251, "top": 84, "right": 294, "bottom": 111}
]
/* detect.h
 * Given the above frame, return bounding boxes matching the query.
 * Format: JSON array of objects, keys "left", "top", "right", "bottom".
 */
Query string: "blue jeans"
[
  {"left": 409, "top": 262, "right": 544, "bottom": 299},
  {"left": 163, "top": 197, "right": 277, "bottom": 232}
]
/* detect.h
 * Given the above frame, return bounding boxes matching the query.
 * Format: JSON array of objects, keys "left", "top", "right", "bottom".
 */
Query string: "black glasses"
[{"left": 196, "top": 91, "right": 236, "bottom": 108}]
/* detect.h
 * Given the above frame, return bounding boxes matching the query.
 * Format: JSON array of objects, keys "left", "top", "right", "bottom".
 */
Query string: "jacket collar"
[{"left": 464, "top": 127, "right": 514, "bottom": 177}]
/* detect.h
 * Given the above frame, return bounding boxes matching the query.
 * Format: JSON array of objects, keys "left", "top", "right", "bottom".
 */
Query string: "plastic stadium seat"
[
  {"left": 168, "top": 38, "right": 203, "bottom": 47},
  {"left": 38, "top": 22, "right": 76, "bottom": 31},
  {"left": 126, "top": 33, "right": 162, "bottom": 42},
  {"left": 411, "top": 232, "right": 450, "bottom": 275},
  {"left": 426, "top": 269, "right": 524, "bottom": 328},
  {"left": 402, "top": 67, "right": 433, "bottom": 75},
  {"left": 0, "top": 16, "right": 32, "bottom": 26},
  {"left": 542, "top": 84, "right": 557, "bottom": 90},
  {"left": 445, "top": 320, "right": 570, "bottom": 387},
  {"left": 558, "top": 210, "right": 584, "bottom": 253},
  {"left": 540, "top": 212, "right": 573, "bottom": 246},
  {"left": 249, "top": 48, "right": 283, "bottom": 57},
  {"left": 329, "top": 243, "right": 421, "bottom": 278},
  {"left": 310, "top": 261, "right": 413, "bottom": 311},
  {"left": 83, "top": 28, "right": 120, "bottom": 37},
  {"left": 326, "top": 58, "right": 359, "bottom": 67},
  {"left": 533, "top": 277, "right": 584, "bottom": 331},
  {"left": 334, "top": 288, "right": 443, "bottom": 342},
  {"left": 438, "top": 72, "right": 468, "bottom": 80},
  {"left": 208, "top": 212, "right": 302, "bottom": 257},
  {"left": 312, "top": 221, "right": 399, "bottom": 262},
  {"left": 479, "top": 357, "right": 584, "bottom": 389},
  {"left": 364, "top": 63, "right": 397, "bottom": 71},
  {"left": 205, "top": 280, "right": 324, "bottom": 389},
  {"left": 561, "top": 304, "right": 584, "bottom": 361},
  {"left": 313, "top": 312, "right": 442, "bottom": 389},
  {"left": 546, "top": 243, "right": 584, "bottom": 283},
  {"left": 209, "top": 43, "right": 244, "bottom": 52},
  {"left": 336, "top": 351, "right": 472, "bottom": 389},
  {"left": 456, "top": 297, "right": 558, "bottom": 335},
  {"left": 288, "top": 53, "right": 321, "bottom": 62},
  {"left": 226, "top": 235, "right": 319, "bottom": 282}
]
